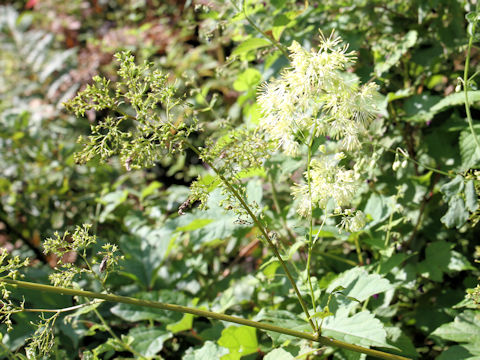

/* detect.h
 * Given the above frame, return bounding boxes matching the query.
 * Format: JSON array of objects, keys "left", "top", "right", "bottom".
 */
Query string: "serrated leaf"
[
  {"left": 232, "top": 38, "right": 271, "bottom": 57},
  {"left": 127, "top": 327, "right": 172, "bottom": 357},
  {"left": 441, "top": 175, "right": 465, "bottom": 201},
  {"left": 264, "top": 348, "right": 295, "bottom": 360},
  {"left": 417, "top": 241, "right": 472, "bottom": 281},
  {"left": 431, "top": 91, "right": 480, "bottom": 114},
  {"left": 433, "top": 310, "right": 480, "bottom": 344},
  {"left": 441, "top": 196, "right": 469, "bottom": 229},
  {"left": 321, "top": 310, "right": 390, "bottom": 348},
  {"left": 465, "top": 180, "right": 479, "bottom": 212},
  {"left": 217, "top": 326, "right": 258, "bottom": 360},
  {"left": 326, "top": 267, "right": 393, "bottom": 302},
  {"left": 460, "top": 125, "right": 480, "bottom": 169},
  {"left": 183, "top": 341, "right": 229, "bottom": 360}
]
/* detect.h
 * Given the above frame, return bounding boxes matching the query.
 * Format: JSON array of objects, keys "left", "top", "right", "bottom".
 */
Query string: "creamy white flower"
[
  {"left": 258, "top": 31, "right": 378, "bottom": 154},
  {"left": 291, "top": 154, "right": 360, "bottom": 216}
]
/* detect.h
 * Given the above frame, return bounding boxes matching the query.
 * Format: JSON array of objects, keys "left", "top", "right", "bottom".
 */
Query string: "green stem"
[
  {"left": 92, "top": 307, "right": 147, "bottom": 359},
  {"left": 305, "top": 125, "right": 318, "bottom": 326},
  {"left": 230, "top": 0, "right": 289, "bottom": 58},
  {"left": 185, "top": 141, "right": 316, "bottom": 331},
  {"left": 2, "top": 279, "right": 410, "bottom": 360},
  {"left": 0, "top": 341, "right": 17, "bottom": 360},
  {"left": 23, "top": 300, "right": 101, "bottom": 313},
  {"left": 464, "top": 7, "right": 480, "bottom": 153},
  {"left": 314, "top": 250, "right": 357, "bottom": 267},
  {"left": 353, "top": 235, "right": 364, "bottom": 266},
  {"left": 269, "top": 172, "right": 296, "bottom": 243},
  {"left": 368, "top": 142, "right": 452, "bottom": 177}
]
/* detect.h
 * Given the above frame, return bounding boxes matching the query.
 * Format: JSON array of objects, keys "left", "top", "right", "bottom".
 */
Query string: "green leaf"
[
  {"left": 460, "top": 125, "right": 480, "bottom": 169},
  {"left": 140, "top": 181, "right": 162, "bottom": 200},
  {"left": 119, "top": 228, "right": 174, "bottom": 286},
  {"left": 271, "top": 0, "right": 287, "bottom": 8},
  {"left": 97, "top": 189, "right": 129, "bottom": 222},
  {"left": 465, "top": 180, "right": 479, "bottom": 212},
  {"left": 321, "top": 310, "right": 391, "bottom": 348},
  {"left": 441, "top": 175, "right": 465, "bottom": 201},
  {"left": 272, "top": 14, "right": 290, "bottom": 40},
  {"left": 233, "top": 68, "right": 261, "bottom": 92},
  {"left": 167, "top": 299, "right": 198, "bottom": 333},
  {"left": 436, "top": 345, "right": 480, "bottom": 360},
  {"left": 430, "top": 91, "right": 480, "bottom": 115},
  {"left": 441, "top": 196, "right": 469, "bottom": 229},
  {"left": 375, "top": 30, "right": 417, "bottom": 76},
  {"left": 364, "top": 193, "right": 393, "bottom": 228},
  {"left": 326, "top": 267, "right": 393, "bottom": 302},
  {"left": 217, "top": 326, "right": 258, "bottom": 360},
  {"left": 385, "top": 327, "right": 419, "bottom": 359},
  {"left": 111, "top": 290, "right": 186, "bottom": 323},
  {"left": 264, "top": 348, "right": 295, "bottom": 360},
  {"left": 176, "top": 219, "right": 214, "bottom": 232},
  {"left": 127, "top": 327, "right": 172, "bottom": 357},
  {"left": 417, "top": 241, "right": 472, "bottom": 281},
  {"left": 432, "top": 310, "right": 480, "bottom": 344},
  {"left": 183, "top": 341, "right": 229, "bottom": 360},
  {"left": 232, "top": 38, "right": 271, "bottom": 57},
  {"left": 404, "top": 93, "right": 441, "bottom": 121}
]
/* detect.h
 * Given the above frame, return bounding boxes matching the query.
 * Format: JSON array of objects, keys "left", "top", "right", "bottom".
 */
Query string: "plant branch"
[
  {"left": 2, "top": 279, "right": 411, "bottom": 360},
  {"left": 184, "top": 141, "right": 316, "bottom": 332},
  {"left": 229, "top": 0, "right": 289, "bottom": 58},
  {"left": 464, "top": 6, "right": 480, "bottom": 153}
]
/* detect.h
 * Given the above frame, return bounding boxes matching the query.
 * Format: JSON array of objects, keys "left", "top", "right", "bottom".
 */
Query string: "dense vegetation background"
[{"left": 1, "top": 0, "right": 480, "bottom": 359}]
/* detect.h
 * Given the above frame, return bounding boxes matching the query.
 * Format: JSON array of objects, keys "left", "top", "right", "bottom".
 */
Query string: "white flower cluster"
[
  {"left": 337, "top": 208, "right": 367, "bottom": 233},
  {"left": 258, "top": 32, "right": 378, "bottom": 154},
  {"left": 291, "top": 153, "right": 359, "bottom": 217}
]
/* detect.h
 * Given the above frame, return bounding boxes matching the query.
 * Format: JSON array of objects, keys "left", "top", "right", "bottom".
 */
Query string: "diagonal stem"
[
  {"left": 184, "top": 141, "right": 316, "bottom": 331},
  {"left": 2, "top": 279, "right": 411, "bottom": 360},
  {"left": 464, "top": 4, "right": 480, "bottom": 153}
]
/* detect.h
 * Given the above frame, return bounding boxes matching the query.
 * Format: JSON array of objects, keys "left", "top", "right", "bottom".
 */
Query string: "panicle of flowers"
[
  {"left": 337, "top": 208, "right": 367, "bottom": 233},
  {"left": 43, "top": 224, "right": 122, "bottom": 288},
  {"left": 0, "top": 249, "right": 29, "bottom": 331},
  {"left": 65, "top": 51, "right": 198, "bottom": 170},
  {"left": 258, "top": 31, "right": 379, "bottom": 155},
  {"left": 25, "top": 312, "right": 58, "bottom": 358},
  {"left": 291, "top": 152, "right": 359, "bottom": 217}
]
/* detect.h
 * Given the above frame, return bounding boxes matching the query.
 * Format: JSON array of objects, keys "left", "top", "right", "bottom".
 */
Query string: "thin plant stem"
[
  {"left": 314, "top": 250, "right": 357, "bottom": 267},
  {"left": 22, "top": 300, "right": 101, "bottom": 313},
  {"left": 229, "top": 0, "right": 289, "bottom": 58},
  {"left": 2, "top": 279, "right": 411, "bottom": 360},
  {"left": 269, "top": 172, "right": 296, "bottom": 243},
  {"left": 184, "top": 141, "right": 316, "bottom": 331},
  {"left": 91, "top": 307, "right": 147, "bottom": 359},
  {"left": 367, "top": 142, "right": 452, "bottom": 178},
  {"left": 464, "top": 4, "right": 480, "bottom": 153},
  {"left": 305, "top": 125, "right": 319, "bottom": 326},
  {"left": 0, "top": 341, "right": 17, "bottom": 360},
  {"left": 353, "top": 235, "right": 364, "bottom": 266}
]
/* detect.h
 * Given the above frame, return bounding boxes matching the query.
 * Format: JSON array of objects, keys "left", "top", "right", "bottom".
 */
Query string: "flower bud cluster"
[
  {"left": 65, "top": 51, "right": 197, "bottom": 170},
  {"left": 291, "top": 153, "right": 359, "bottom": 217}
]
